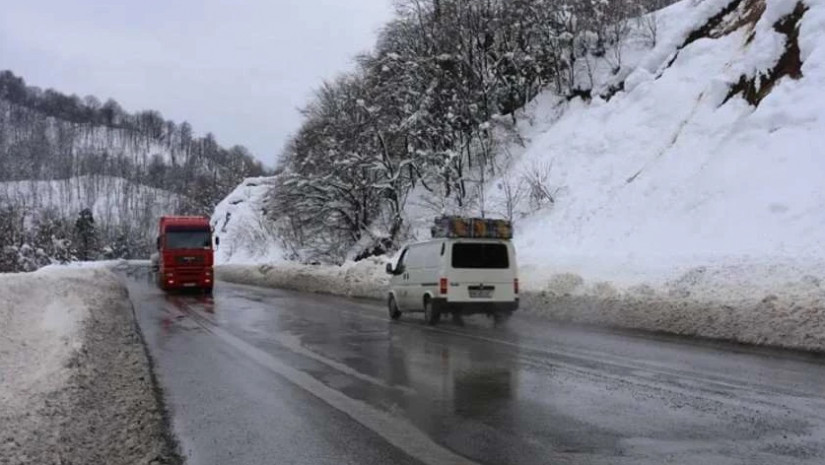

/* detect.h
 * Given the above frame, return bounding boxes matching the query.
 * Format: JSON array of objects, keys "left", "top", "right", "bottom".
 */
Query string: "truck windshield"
[
  {"left": 166, "top": 230, "right": 211, "bottom": 250},
  {"left": 452, "top": 243, "right": 509, "bottom": 269}
]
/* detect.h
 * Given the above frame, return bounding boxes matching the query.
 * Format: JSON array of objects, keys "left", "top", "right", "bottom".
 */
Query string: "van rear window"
[{"left": 451, "top": 243, "right": 509, "bottom": 269}]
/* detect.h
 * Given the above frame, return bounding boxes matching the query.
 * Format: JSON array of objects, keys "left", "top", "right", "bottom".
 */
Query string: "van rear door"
[
  {"left": 404, "top": 241, "right": 443, "bottom": 311},
  {"left": 447, "top": 241, "right": 516, "bottom": 302}
]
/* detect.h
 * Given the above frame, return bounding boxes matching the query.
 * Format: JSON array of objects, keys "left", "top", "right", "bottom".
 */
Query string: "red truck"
[{"left": 155, "top": 216, "right": 216, "bottom": 293}]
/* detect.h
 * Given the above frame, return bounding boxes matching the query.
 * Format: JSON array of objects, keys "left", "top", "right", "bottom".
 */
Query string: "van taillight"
[
  {"left": 514, "top": 278, "right": 519, "bottom": 294},
  {"left": 439, "top": 278, "right": 448, "bottom": 295}
]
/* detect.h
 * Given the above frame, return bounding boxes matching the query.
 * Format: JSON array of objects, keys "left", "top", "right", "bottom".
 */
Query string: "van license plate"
[
  {"left": 469, "top": 286, "right": 494, "bottom": 298},
  {"left": 470, "top": 290, "right": 492, "bottom": 298}
]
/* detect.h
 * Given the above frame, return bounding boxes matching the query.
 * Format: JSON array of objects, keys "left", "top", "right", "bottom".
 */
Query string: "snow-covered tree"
[{"left": 267, "top": 0, "right": 676, "bottom": 263}]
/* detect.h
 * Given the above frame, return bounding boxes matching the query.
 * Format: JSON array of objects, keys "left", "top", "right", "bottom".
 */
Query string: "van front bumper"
[{"left": 432, "top": 298, "right": 518, "bottom": 315}]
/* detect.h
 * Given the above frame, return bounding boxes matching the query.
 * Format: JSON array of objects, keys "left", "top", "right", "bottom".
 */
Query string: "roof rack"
[{"left": 431, "top": 216, "right": 513, "bottom": 240}]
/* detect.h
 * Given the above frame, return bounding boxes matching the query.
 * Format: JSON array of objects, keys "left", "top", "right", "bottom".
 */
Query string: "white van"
[{"left": 385, "top": 238, "right": 519, "bottom": 325}]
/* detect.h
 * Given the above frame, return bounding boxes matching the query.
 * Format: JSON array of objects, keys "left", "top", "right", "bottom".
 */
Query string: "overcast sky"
[{"left": 0, "top": 0, "right": 393, "bottom": 166}]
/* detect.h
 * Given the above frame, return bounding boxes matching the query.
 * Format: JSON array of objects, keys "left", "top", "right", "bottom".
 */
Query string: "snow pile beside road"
[
  {"left": 221, "top": 257, "right": 825, "bottom": 351},
  {"left": 211, "top": 176, "right": 284, "bottom": 265},
  {"left": 218, "top": 257, "right": 389, "bottom": 300},
  {"left": 0, "top": 267, "right": 179, "bottom": 464},
  {"left": 520, "top": 258, "right": 825, "bottom": 351},
  {"left": 0, "top": 269, "right": 92, "bottom": 420}
]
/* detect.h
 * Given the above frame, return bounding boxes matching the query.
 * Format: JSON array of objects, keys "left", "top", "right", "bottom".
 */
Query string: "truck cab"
[{"left": 156, "top": 216, "right": 215, "bottom": 293}]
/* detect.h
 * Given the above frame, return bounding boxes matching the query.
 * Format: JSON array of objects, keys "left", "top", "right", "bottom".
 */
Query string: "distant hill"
[{"left": 0, "top": 70, "right": 266, "bottom": 271}]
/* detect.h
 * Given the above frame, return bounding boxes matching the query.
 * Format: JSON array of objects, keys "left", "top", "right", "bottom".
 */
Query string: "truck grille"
[{"left": 175, "top": 256, "right": 205, "bottom": 265}]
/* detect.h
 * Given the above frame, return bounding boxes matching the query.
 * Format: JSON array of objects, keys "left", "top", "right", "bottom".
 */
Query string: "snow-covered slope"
[
  {"left": 0, "top": 175, "right": 184, "bottom": 266},
  {"left": 485, "top": 0, "right": 825, "bottom": 285},
  {"left": 213, "top": 0, "right": 825, "bottom": 282},
  {"left": 0, "top": 175, "right": 181, "bottom": 227},
  {"left": 211, "top": 177, "right": 283, "bottom": 264}
]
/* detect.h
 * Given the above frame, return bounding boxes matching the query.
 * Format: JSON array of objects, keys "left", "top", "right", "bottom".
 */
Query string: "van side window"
[
  {"left": 397, "top": 248, "right": 408, "bottom": 270},
  {"left": 406, "top": 247, "right": 418, "bottom": 268}
]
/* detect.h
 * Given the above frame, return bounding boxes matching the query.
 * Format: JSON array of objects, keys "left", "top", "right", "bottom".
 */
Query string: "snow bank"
[
  {"left": 520, "top": 259, "right": 825, "bottom": 352},
  {"left": 220, "top": 257, "right": 825, "bottom": 352},
  {"left": 211, "top": 176, "right": 284, "bottom": 265},
  {"left": 0, "top": 269, "right": 115, "bottom": 416},
  {"left": 0, "top": 267, "right": 179, "bottom": 464},
  {"left": 217, "top": 257, "right": 389, "bottom": 300}
]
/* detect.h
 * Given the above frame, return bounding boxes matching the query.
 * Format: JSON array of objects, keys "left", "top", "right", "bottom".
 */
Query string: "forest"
[
  {"left": 0, "top": 70, "right": 265, "bottom": 271},
  {"left": 268, "top": 0, "right": 672, "bottom": 264}
]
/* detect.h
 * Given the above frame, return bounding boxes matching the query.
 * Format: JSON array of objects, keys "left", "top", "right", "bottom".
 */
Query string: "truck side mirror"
[
  {"left": 156, "top": 236, "right": 160, "bottom": 251},
  {"left": 385, "top": 263, "right": 393, "bottom": 275},
  {"left": 215, "top": 236, "right": 220, "bottom": 246}
]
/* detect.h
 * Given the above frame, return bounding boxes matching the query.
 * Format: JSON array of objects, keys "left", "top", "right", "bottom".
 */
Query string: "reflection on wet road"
[{"left": 122, "top": 265, "right": 825, "bottom": 465}]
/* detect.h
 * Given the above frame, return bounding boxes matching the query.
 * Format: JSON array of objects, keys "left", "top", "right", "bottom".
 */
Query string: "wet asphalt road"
[{"left": 122, "top": 265, "right": 825, "bottom": 465}]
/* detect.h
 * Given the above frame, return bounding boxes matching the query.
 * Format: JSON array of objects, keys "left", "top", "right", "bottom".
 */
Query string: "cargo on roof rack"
[{"left": 431, "top": 216, "right": 513, "bottom": 240}]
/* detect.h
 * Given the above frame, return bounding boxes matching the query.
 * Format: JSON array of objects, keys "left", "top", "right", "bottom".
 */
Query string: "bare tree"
[
  {"left": 605, "top": 0, "right": 633, "bottom": 73},
  {"left": 636, "top": 7, "right": 659, "bottom": 47},
  {"left": 496, "top": 176, "right": 527, "bottom": 221},
  {"left": 521, "top": 161, "right": 557, "bottom": 212}
]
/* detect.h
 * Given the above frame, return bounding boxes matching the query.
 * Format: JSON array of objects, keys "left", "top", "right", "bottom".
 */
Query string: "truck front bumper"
[{"left": 160, "top": 267, "right": 213, "bottom": 291}]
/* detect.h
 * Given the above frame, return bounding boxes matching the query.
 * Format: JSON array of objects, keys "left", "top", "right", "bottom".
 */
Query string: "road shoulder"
[{"left": 0, "top": 267, "right": 181, "bottom": 465}]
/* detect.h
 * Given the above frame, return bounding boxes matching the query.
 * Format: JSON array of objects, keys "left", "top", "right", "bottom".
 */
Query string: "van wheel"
[
  {"left": 423, "top": 297, "right": 440, "bottom": 326},
  {"left": 388, "top": 296, "right": 402, "bottom": 321}
]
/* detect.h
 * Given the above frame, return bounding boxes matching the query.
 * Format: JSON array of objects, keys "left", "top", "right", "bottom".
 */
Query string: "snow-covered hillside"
[
  {"left": 211, "top": 177, "right": 283, "bottom": 264},
  {"left": 221, "top": 0, "right": 824, "bottom": 274},
  {"left": 0, "top": 175, "right": 184, "bottom": 268},
  {"left": 0, "top": 175, "right": 181, "bottom": 228},
  {"left": 494, "top": 0, "right": 825, "bottom": 285}
]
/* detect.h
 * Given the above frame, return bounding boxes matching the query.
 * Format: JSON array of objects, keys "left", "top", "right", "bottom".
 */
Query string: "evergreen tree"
[
  {"left": 74, "top": 208, "right": 99, "bottom": 261},
  {"left": 112, "top": 232, "right": 131, "bottom": 259}
]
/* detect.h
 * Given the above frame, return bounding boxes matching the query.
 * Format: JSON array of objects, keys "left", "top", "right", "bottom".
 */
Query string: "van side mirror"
[{"left": 385, "top": 263, "right": 393, "bottom": 275}]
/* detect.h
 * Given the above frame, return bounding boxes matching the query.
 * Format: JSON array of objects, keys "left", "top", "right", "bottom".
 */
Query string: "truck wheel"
[
  {"left": 388, "top": 296, "right": 402, "bottom": 321},
  {"left": 423, "top": 297, "right": 440, "bottom": 326}
]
